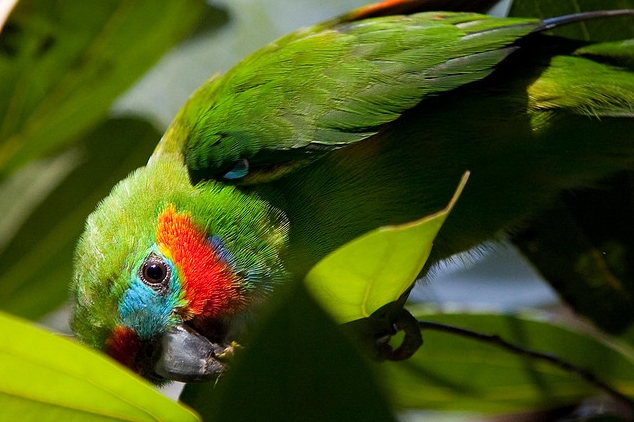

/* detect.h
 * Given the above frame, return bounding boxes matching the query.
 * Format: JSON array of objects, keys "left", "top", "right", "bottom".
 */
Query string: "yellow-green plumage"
[{"left": 71, "top": 4, "right": 634, "bottom": 382}]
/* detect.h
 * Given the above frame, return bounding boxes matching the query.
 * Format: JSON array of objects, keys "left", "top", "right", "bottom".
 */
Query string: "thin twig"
[{"left": 418, "top": 320, "right": 634, "bottom": 410}]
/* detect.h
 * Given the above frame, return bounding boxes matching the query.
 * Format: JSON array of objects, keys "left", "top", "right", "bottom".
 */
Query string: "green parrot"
[{"left": 70, "top": 0, "right": 634, "bottom": 383}]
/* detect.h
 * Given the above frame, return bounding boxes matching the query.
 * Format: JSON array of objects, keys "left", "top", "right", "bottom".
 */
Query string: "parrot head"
[{"left": 70, "top": 157, "right": 289, "bottom": 383}]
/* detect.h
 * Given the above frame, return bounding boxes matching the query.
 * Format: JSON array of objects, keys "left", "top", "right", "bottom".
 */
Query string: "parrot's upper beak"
[{"left": 153, "top": 323, "right": 229, "bottom": 382}]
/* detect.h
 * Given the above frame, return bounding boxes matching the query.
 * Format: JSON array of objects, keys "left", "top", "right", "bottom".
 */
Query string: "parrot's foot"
[{"left": 342, "top": 302, "right": 423, "bottom": 361}]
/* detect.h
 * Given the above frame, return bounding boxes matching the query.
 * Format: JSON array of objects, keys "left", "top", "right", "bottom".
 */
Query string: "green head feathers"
[{"left": 70, "top": 157, "right": 289, "bottom": 378}]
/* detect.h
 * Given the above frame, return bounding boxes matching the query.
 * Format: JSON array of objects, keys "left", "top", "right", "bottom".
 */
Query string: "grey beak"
[{"left": 153, "top": 323, "right": 228, "bottom": 382}]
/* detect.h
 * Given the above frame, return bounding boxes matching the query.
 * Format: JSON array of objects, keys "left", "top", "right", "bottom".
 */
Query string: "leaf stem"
[{"left": 418, "top": 320, "right": 634, "bottom": 410}]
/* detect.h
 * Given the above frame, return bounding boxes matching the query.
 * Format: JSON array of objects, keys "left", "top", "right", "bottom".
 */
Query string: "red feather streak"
[
  {"left": 156, "top": 205, "right": 244, "bottom": 318},
  {"left": 106, "top": 325, "right": 139, "bottom": 368}
]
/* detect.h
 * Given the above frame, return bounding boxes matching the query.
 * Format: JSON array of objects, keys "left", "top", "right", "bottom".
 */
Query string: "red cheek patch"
[
  {"left": 106, "top": 325, "right": 140, "bottom": 368},
  {"left": 156, "top": 204, "right": 245, "bottom": 318}
]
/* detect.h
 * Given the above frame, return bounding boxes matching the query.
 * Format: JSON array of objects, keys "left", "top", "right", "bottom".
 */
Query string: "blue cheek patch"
[{"left": 119, "top": 252, "right": 185, "bottom": 340}]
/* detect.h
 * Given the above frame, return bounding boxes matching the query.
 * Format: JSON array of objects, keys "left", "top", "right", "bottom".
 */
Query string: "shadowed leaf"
[
  {"left": 383, "top": 309, "right": 634, "bottom": 413},
  {"left": 181, "top": 283, "right": 395, "bottom": 422}
]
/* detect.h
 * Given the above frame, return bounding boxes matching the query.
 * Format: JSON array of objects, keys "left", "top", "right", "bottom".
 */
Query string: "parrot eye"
[{"left": 139, "top": 253, "right": 171, "bottom": 292}]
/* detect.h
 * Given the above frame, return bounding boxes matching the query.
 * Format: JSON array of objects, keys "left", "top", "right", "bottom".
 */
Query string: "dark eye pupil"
[
  {"left": 139, "top": 253, "right": 170, "bottom": 291},
  {"left": 145, "top": 264, "right": 165, "bottom": 282}
]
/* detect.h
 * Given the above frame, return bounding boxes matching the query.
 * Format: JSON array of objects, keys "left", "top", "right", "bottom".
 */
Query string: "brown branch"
[{"left": 418, "top": 320, "right": 634, "bottom": 410}]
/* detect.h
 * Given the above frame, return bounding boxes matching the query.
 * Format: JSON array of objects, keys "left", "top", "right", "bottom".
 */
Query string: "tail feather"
[{"left": 539, "top": 10, "right": 634, "bottom": 32}]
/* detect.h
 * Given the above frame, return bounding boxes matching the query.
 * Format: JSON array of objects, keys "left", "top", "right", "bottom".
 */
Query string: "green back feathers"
[
  {"left": 528, "top": 46, "right": 634, "bottom": 124},
  {"left": 156, "top": 12, "right": 540, "bottom": 183}
]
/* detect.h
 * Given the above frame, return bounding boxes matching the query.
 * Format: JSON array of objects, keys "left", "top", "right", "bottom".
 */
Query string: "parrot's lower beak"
[{"left": 153, "top": 323, "right": 230, "bottom": 382}]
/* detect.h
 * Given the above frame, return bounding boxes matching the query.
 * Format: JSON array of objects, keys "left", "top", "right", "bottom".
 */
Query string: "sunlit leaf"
[
  {"left": 0, "top": 311, "right": 200, "bottom": 422},
  {"left": 305, "top": 172, "right": 469, "bottom": 323},
  {"left": 382, "top": 309, "right": 634, "bottom": 413}
]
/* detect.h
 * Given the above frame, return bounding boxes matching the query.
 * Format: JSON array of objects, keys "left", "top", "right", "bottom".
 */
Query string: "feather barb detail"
[{"left": 156, "top": 205, "right": 244, "bottom": 318}]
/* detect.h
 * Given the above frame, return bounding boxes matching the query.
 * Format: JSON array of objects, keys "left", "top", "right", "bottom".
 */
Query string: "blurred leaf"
[
  {"left": 0, "top": 147, "right": 79, "bottom": 254},
  {"left": 382, "top": 309, "right": 634, "bottom": 413},
  {"left": 305, "top": 172, "right": 469, "bottom": 323},
  {"left": 510, "top": 0, "right": 634, "bottom": 40},
  {"left": 0, "top": 0, "right": 213, "bottom": 177},
  {"left": 0, "top": 311, "right": 200, "bottom": 422},
  {"left": 0, "top": 117, "right": 158, "bottom": 320},
  {"left": 181, "top": 283, "right": 395, "bottom": 422}
]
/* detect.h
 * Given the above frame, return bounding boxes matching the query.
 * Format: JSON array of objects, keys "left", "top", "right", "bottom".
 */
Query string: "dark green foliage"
[{"left": 181, "top": 283, "right": 395, "bottom": 422}]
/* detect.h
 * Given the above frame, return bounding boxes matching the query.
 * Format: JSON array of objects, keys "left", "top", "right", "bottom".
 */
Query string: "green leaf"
[
  {"left": 0, "top": 118, "right": 159, "bottom": 320},
  {"left": 0, "top": 0, "right": 212, "bottom": 177},
  {"left": 382, "top": 309, "right": 634, "bottom": 413},
  {"left": 0, "top": 311, "right": 200, "bottom": 422},
  {"left": 181, "top": 282, "right": 395, "bottom": 422},
  {"left": 305, "top": 172, "right": 469, "bottom": 323}
]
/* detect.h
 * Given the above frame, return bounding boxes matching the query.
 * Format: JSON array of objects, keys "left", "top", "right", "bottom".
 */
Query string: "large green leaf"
[
  {"left": 181, "top": 283, "right": 395, "bottom": 422},
  {"left": 382, "top": 309, "right": 634, "bottom": 413},
  {"left": 0, "top": 118, "right": 159, "bottom": 320},
  {"left": 0, "top": 311, "right": 200, "bottom": 422},
  {"left": 0, "top": 0, "right": 212, "bottom": 177},
  {"left": 305, "top": 173, "right": 469, "bottom": 323}
]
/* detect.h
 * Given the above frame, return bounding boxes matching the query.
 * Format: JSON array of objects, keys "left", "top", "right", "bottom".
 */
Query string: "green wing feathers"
[
  {"left": 156, "top": 8, "right": 634, "bottom": 187},
  {"left": 158, "top": 12, "right": 540, "bottom": 183}
]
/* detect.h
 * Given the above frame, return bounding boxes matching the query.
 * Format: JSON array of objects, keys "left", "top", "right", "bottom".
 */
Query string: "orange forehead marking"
[{"left": 346, "top": 0, "right": 410, "bottom": 20}]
